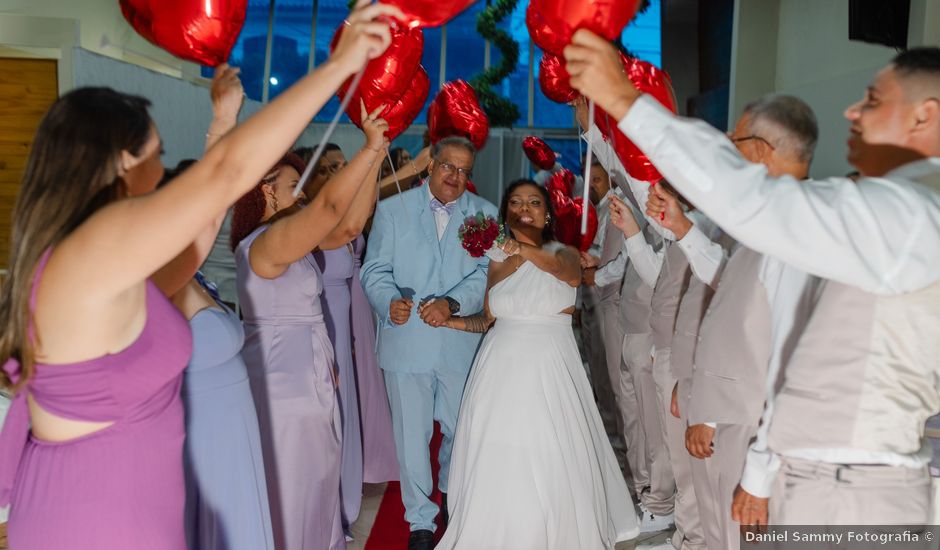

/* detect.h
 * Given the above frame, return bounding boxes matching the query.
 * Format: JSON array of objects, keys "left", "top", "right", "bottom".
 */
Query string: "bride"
[{"left": 431, "top": 179, "right": 639, "bottom": 549}]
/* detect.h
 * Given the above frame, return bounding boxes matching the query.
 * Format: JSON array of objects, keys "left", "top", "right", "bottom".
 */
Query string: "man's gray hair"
[
  {"left": 743, "top": 94, "right": 819, "bottom": 164},
  {"left": 431, "top": 136, "right": 477, "bottom": 161}
]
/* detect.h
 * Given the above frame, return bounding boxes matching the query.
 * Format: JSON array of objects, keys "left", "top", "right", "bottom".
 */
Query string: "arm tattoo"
[{"left": 457, "top": 314, "right": 493, "bottom": 333}]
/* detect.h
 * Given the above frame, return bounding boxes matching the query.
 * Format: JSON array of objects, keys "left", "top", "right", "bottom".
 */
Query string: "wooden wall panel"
[{"left": 0, "top": 58, "right": 58, "bottom": 270}]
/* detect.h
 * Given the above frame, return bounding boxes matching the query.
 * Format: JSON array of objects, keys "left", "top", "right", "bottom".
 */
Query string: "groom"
[{"left": 361, "top": 136, "right": 498, "bottom": 549}]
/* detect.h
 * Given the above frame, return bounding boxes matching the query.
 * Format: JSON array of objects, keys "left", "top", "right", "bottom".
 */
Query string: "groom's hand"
[
  {"left": 389, "top": 298, "right": 413, "bottom": 325},
  {"left": 419, "top": 299, "right": 451, "bottom": 327}
]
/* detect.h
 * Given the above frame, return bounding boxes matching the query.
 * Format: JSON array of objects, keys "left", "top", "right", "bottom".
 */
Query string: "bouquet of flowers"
[{"left": 458, "top": 212, "right": 509, "bottom": 261}]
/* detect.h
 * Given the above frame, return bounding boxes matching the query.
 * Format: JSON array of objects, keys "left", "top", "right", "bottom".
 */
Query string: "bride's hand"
[{"left": 499, "top": 238, "right": 522, "bottom": 256}]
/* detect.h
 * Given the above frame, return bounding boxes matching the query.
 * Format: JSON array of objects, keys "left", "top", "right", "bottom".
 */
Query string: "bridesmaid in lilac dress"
[
  {"left": 350, "top": 234, "right": 400, "bottom": 483},
  {"left": 0, "top": 11, "right": 400, "bottom": 546},
  {"left": 315, "top": 243, "right": 364, "bottom": 533},
  {"left": 230, "top": 107, "right": 386, "bottom": 550}
]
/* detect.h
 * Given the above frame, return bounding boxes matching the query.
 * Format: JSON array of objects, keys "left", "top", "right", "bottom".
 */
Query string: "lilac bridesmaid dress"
[
  {"left": 315, "top": 244, "right": 364, "bottom": 530},
  {"left": 350, "top": 235, "right": 399, "bottom": 482},
  {"left": 0, "top": 252, "right": 193, "bottom": 549},
  {"left": 236, "top": 226, "right": 344, "bottom": 550}
]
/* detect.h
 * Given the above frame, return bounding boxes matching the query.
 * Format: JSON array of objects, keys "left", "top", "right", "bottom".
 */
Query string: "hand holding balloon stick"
[{"left": 293, "top": 68, "right": 366, "bottom": 198}]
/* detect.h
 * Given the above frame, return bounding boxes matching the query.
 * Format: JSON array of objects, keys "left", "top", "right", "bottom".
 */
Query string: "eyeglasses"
[
  {"left": 729, "top": 134, "right": 776, "bottom": 150},
  {"left": 436, "top": 161, "right": 473, "bottom": 181}
]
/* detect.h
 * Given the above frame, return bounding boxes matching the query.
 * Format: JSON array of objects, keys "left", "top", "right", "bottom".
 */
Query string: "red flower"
[{"left": 458, "top": 212, "right": 505, "bottom": 258}]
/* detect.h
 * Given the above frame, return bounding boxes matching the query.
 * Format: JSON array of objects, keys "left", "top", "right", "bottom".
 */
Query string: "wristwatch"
[{"left": 444, "top": 297, "right": 460, "bottom": 315}]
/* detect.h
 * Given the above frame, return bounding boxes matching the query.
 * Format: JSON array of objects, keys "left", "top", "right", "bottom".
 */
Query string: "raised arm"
[
  {"left": 152, "top": 65, "right": 244, "bottom": 297},
  {"left": 249, "top": 114, "right": 389, "bottom": 278},
  {"left": 501, "top": 238, "right": 581, "bottom": 287},
  {"left": 646, "top": 187, "right": 727, "bottom": 288},
  {"left": 608, "top": 193, "right": 663, "bottom": 286},
  {"left": 566, "top": 30, "right": 940, "bottom": 295},
  {"left": 379, "top": 146, "right": 431, "bottom": 199},
  {"left": 56, "top": 0, "right": 404, "bottom": 298},
  {"left": 316, "top": 103, "right": 388, "bottom": 251}
]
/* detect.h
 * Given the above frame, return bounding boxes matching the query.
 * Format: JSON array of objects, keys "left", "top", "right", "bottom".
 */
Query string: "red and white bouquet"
[{"left": 457, "top": 212, "right": 509, "bottom": 261}]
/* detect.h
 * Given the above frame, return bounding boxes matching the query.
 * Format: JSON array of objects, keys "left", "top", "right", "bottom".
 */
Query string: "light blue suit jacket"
[{"left": 361, "top": 187, "right": 498, "bottom": 374}]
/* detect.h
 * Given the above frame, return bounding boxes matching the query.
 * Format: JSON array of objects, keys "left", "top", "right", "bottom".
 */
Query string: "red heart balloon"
[
  {"left": 525, "top": 0, "right": 640, "bottom": 56},
  {"left": 572, "top": 197, "right": 599, "bottom": 252},
  {"left": 428, "top": 80, "right": 490, "bottom": 151},
  {"left": 332, "top": 23, "right": 424, "bottom": 120},
  {"left": 120, "top": 0, "right": 247, "bottom": 66},
  {"left": 594, "top": 55, "right": 677, "bottom": 182},
  {"left": 547, "top": 175, "right": 598, "bottom": 252},
  {"left": 538, "top": 53, "right": 579, "bottom": 104},
  {"left": 545, "top": 167, "right": 575, "bottom": 198},
  {"left": 383, "top": 0, "right": 477, "bottom": 29},
  {"left": 378, "top": 66, "right": 431, "bottom": 141},
  {"left": 523, "top": 136, "right": 557, "bottom": 171}
]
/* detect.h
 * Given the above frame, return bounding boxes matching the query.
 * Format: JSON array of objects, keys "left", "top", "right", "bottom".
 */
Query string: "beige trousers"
[
  {"left": 599, "top": 290, "right": 648, "bottom": 494},
  {"left": 770, "top": 457, "right": 930, "bottom": 525},
  {"left": 624, "top": 333, "right": 675, "bottom": 516},
  {"left": 653, "top": 349, "right": 705, "bottom": 550}
]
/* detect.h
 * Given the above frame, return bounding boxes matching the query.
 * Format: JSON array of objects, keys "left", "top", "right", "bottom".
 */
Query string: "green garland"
[{"left": 470, "top": 0, "right": 522, "bottom": 127}]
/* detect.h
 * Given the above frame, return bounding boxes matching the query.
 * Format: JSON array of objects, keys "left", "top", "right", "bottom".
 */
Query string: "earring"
[
  {"left": 271, "top": 195, "right": 279, "bottom": 213},
  {"left": 545, "top": 214, "right": 551, "bottom": 223}
]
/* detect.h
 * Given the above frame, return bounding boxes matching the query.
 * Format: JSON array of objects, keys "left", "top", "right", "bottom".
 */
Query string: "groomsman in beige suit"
[
  {"left": 604, "top": 183, "right": 725, "bottom": 550},
  {"left": 673, "top": 95, "right": 819, "bottom": 550},
  {"left": 568, "top": 38, "right": 940, "bottom": 526},
  {"left": 579, "top": 101, "right": 677, "bottom": 532}
]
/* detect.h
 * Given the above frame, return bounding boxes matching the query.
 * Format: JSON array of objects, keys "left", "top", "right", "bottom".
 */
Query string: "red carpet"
[{"left": 365, "top": 425, "right": 444, "bottom": 549}]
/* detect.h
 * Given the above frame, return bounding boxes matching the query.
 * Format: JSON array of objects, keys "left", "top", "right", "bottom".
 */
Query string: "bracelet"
[
  {"left": 363, "top": 144, "right": 382, "bottom": 153},
  {"left": 206, "top": 132, "right": 224, "bottom": 139},
  {"left": 411, "top": 160, "right": 419, "bottom": 174}
]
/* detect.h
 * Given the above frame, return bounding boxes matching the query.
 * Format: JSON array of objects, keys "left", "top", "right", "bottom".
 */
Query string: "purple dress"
[
  {"left": 350, "top": 235, "right": 399, "bottom": 482},
  {"left": 236, "top": 226, "right": 344, "bottom": 550},
  {"left": 0, "top": 253, "right": 193, "bottom": 549},
  {"left": 314, "top": 244, "right": 363, "bottom": 528}
]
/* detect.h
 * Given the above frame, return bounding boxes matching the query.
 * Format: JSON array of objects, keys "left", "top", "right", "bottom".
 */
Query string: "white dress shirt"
[
  {"left": 619, "top": 94, "right": 940, "bottom": 495},
  {"left": 428, "top": 185, "right": 456, "bottom": 241},
  {"left": 583, "top": 124, "right": 726, "bottom": 288},
  {"left": 618, "top": 95, "right": 940, "bottom": 295},
  {"left": 622, "top": 210, "right": 726, "bottom": 289}
]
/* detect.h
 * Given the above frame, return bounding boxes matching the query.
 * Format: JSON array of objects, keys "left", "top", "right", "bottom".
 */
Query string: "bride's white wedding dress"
[{"left": 437, "top": 251, "right": 639, "bottom": 550}]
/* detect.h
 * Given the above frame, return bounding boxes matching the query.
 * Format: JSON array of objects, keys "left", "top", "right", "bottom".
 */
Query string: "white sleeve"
[
  {"left": 676, "top": 218, "right": 727, "bottom": 288},
  {"left": 740, "top": 424, "right": 781, "bottom": 498},
  {"left": 624, "top": 232, "right": 664, "bottom": 287},
  {"left": 740, "top": 259, "right": 818, "bottom": 498},
  {"left": 618, "top": 95, "right": 940, "bottom": 295},
  {"left": 595, "top": 247, "right": 628, "bottom": 287}
]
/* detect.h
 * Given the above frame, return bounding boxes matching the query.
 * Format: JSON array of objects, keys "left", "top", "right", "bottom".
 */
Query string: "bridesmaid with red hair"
[{"left": 231, "top": 102, "right": 388, "bottom": 550}]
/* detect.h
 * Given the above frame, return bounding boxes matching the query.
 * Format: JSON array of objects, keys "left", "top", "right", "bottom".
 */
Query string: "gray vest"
[
  {"left": 619, "top": 224, "right": 661, "bottom": 335},
  {"left": 688, "top": 247, "right": 771, "bottom": 426},
  {"left": 768, "top": 277, "right": 940, "bottom": 454},
  {"left": 670, "top": 277, "right": 715, "bottom": 383},
  {"left": 650, "top": 241, "right": 692, "bottom": 350}
]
